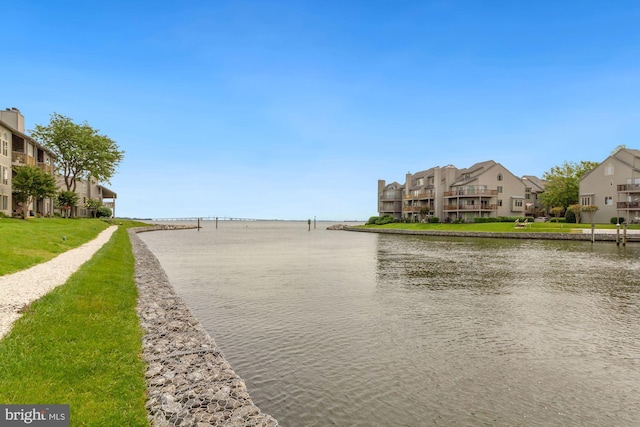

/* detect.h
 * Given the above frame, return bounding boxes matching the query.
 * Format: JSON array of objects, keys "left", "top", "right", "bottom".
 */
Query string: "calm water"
[{"left": 139, "top": 221, "right": 640, "bottom": 426}]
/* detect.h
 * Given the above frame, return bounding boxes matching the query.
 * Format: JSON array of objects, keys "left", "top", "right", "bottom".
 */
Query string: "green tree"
[
  {"left": 550, "top": 206, "right": 564, "bottom": 222},
  {"left": 11, "top": 165, "right": 57, "bottom": 219},
  {"left": 57, "top": 190, "right": 80, "bottom": 218},
  {"left": 540, "top": 161, "right": 599, "bottom": 211},
  {"left": 568, "top": 203, "right": 583, "bottom": 224},
  {"left": 84, "top": 197, "right": 102, "bottom": 218},
  {"left": 582, "top": 205, "right": 599, "bottom": 224},
  {"left": 30, "top": 113, "right": 124, "bottom": 192}
]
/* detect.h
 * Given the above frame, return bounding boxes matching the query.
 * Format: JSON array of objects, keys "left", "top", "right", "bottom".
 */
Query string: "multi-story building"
[
  {"left": 444, "top": 161, "right": 526, "bottom": 222},
  {"left": 521, "top": 175, "right": 547, "bottom": 217},
  {"left": 579, "top": 148, "right": 640, "bottom": 224},
  {"left": 377, "top": 180, "right": 403, "bottom": 220},
  {"left": 0, "top": 108, "right": 56, "bottom": 217},
  {"left": 0, "top": 107, "right": 117, "bottom": 218},
  {"left": 379, "top": 160, "right": 532, "bottom": 222},
  {"left": 70, "top": 178, "right": 118, "bottom": 218}
]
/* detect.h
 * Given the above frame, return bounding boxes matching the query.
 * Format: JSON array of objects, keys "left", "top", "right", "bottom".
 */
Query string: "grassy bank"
[
  {"left": 0, "top": 219, "right": 151, "bottom": 426},
  {"left": 0, "top": 217, "right": 111, "bottom": 276},
  {"left": 358, "top": 221, "right": 638, "bottom": 233}
]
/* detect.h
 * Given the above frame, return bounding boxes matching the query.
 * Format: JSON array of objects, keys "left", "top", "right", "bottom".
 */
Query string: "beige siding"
[
  {"left": 0, "top": 125, "right": 11, "bottom": 215},
  {"left": 382, "top": 161, "right": 528, "bottom": 222},
  {"left": 580, "top": 150, "right": 640, "bottom": 224}
]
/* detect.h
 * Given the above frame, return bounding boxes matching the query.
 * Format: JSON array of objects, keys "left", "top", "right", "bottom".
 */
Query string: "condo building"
[
  {"left": 380, "top": 148, "right": 640, "bottom": 224},
  {"left": 0, "top": 107, "right": 117, "bottom": 218},
  {"left": 0, "top": 108, "right": 56, "bottom": 217},
  {"left": 379, "top": 160, "right": 531, "bottom": 222},
  {"left": 579, "top": 148, "right": 640, "bottom": 224}
]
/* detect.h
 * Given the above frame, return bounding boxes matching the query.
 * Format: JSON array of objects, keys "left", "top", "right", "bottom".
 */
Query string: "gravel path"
[{"left": 0, "top": 225, "right": 117, "bottom": 339}]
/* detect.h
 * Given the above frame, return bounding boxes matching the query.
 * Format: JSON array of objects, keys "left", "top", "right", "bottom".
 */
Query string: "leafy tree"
[
  {"left": 11, "top": 165, "right": 57, "bottom": 219},
  {"left": 540, "top": 161, "right": 599, "bottom": 211},
  {"left": 57, "top": 190, "right": 80, "bottom": 218},
  {"left": 30, "top": 113, "right": 124, "bottom": 192},
  {"left": 568, "top": 204, "right": 583, "bottom": 224},
  {"left": 582, "top": 205, "right": 599, "bottom": 224},
  {"left": 84, "top": 197, "right": 102, "bottom": 218},
  {"left": 550, "top": 206, "right": 564, "bottom": 222}
]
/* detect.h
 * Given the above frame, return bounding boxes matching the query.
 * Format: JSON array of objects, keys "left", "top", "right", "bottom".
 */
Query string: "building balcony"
[
  {"left": 617, "top": 201, "right": 640, "bottom": 209},
  {"left": 12, "top": 151, "right": 36, "bottom": 166},
  {"left": 38, "top": 163, "right": 54, "bottom": 174},
  {"left": 403, "top": 191, "right": 436, "bottom": 200},
  {"left": 617, "top": 184, "right": 640, "bottom": 193},
  {"left": 380, "top": 194, "right": 401, "bottom": 201},
  {"left": 443, "top": 204, "right": 498, "bottom": 211},
  {"left": 444, "top": 189, "right": 498, "bottom": 197},
  {"left": 403, "top": 206, "right": 434, "bottom": 213}
]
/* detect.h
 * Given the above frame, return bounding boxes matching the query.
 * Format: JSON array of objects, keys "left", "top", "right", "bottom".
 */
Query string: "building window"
[
  {"left": 605, "top": 164, "right": 614, "bottom": 176},
  {"left": 2, "top": 166, "right": 7, "bottom": 185},
  {"left": 605, "top": 196, "right": 613, "bottom": 206},
  {"left": 1, "top": 132, "right": 8, "bottom": 156},
  {"left": 581, "top": 196, "right": 592, "bottom": 206},
  {"left": 497, "top": 186, "right": 503, "bottom": 193},
  {"left": 514, "top": 199, "right": 523, "bottom": 207},
  {"left": 497, "top": 173, "right": 503, "bottom": 181},
  {"left": 416, "top": 178, "right": 423, "bottom": 186},
  {"left": 1, "top": 195, "right": 7, "bottom": 210},
  {"left": 498, "top": 199, "right": 503, "bottom": 207}
]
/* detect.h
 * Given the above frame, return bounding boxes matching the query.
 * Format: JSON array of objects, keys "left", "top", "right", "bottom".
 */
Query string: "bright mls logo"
[{"left": 0, "top": 405, "right": 69, "bottom": 426}]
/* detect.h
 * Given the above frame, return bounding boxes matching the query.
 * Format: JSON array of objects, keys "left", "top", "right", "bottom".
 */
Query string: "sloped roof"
[
  {"left": 522, "top": 175, "right": 546, "bottom": 191},
  {"left": 0, "top": 119, "right": 57, "bottom": 159},
  {"left": 613, "top": 148, "right": 640, "bottom": 170},
  {"left": 98, "top": 185, "right": 117, "bottom": 198},
  {"left": 451, "top": 160, "right": 496, "bottom": 185}
]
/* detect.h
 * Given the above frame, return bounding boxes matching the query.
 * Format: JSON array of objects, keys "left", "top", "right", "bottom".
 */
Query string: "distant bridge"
[
  {"left": 151, "top": 216, "right": 266, "bottom": 222},
  {"left": 149, "top": 216, "right": 364, "bottom": 222}
]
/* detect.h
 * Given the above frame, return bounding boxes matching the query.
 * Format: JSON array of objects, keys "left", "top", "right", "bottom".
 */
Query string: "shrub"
[
  {"left": 565, "top": 209, "right": 577, "bottom": 223},
  {"left": 96, "top": 206, "right": 113, "bottom": 218},
  {"left": 611, "top": 217, "right": 625, "bottom": 224},
  {"left": 497, "top": 216, "right": 525, "bottom": 223},
  {"left": 473, "top": 217, "right": 498, "bottom": 223},
  {"left": 366, "top": 216, "right": 379, "bottom": 225},
  {"left": 376, "top": 215, "right": 395, "bottom": 225},
  {"left": 429, "top": 216, "right": 440, "bottom": 223}
]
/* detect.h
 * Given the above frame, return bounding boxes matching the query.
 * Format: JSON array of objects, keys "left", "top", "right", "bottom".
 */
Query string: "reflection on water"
[{"left": 139, "top": 222, "right": 640, "bottom": 426}]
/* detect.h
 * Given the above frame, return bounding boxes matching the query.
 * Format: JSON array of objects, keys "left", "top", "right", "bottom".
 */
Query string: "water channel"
[{"left": 138, "top": 221, "right": 640, "bottom": 426}]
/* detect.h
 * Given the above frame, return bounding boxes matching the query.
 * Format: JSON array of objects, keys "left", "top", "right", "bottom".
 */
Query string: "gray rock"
[{"left": 130, "top": 227, "right": 279, "bottom": 426}]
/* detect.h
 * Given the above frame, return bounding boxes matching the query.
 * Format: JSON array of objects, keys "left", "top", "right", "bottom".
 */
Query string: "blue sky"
[{"left": 4, "top": 1, "right": 640, "bottom": 220}]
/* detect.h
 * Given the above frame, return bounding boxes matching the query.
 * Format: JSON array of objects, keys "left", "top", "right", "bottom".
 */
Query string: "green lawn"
[
  {"left": 0, "top": 219, "right": 151, "bottom": 426},
  {"left": 0, "top": 217, "right": 111, "bottom": 276}
]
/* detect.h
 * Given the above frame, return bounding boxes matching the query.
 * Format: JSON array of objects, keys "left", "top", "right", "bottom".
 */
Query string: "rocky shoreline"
[
  {"left": 343, "top": 225, "right": 640, "bottom": 242},
  {"left": 129, "top": 227, "right": 279, "bottom": 427}
]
